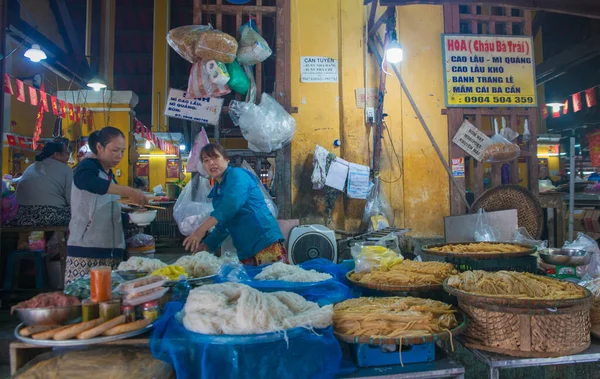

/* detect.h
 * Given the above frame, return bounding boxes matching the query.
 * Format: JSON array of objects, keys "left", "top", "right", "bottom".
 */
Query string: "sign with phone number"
[{"left": 442, "top": 34, "right": 537, "bottom": 107}]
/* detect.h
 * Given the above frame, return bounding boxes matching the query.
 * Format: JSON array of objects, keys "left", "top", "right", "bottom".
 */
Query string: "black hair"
[
  {"left": 133, "top": 177, "right": 147, "bottom": 189},
  {"left": 35, "top": 137, "right": 70, "bottom": 162},
  {"left": 88, "top": 126, "right": 124, "bottom": 154},
  {"left": 200, "top": 143, "right": 229, "bottom": 161}
]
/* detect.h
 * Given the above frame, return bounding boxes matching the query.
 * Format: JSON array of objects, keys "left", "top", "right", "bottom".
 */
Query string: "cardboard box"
[
  {"left": 593, "top": 211, "right": 600, "bottom": 233},
  {"left": 584, "top": 210, "right": 596, "bottom": 231},
  {"left": 573, "top": 208, "right": 591, "bottom": 231}
]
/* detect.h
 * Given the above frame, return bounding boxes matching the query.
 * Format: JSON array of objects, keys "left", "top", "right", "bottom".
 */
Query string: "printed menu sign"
[
  {"left": 300, "top": 56, "right": 339, "bottom": 83},
  {"left": 442, "top": 35, "right": 537, "bottom": 107},
  {"left": 166, "top": 158, "right": 180, "bottom": 179},
  {"left": 164, "top": 89, "right": 223, "bottom": 126}
]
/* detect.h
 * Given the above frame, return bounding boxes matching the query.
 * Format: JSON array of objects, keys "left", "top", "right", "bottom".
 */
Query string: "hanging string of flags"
[
  {"left": 133, "top": 118, "right": 179, "bottom": 155},
  {"left": 2, "top": 73, "right": 94, "bottom": 127},
  {"left": 542, "top": 85, "right": 598, "bottom": 119},
  {"left": 3, "top": 132, "right": 48, "bottom": 152}
]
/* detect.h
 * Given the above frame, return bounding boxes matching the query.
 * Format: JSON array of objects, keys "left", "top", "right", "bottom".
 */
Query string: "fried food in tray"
[
  {"left": 446, "top": 270, "right": 587, "bottom": 300},
  {"left": 428, "top": 242, "right": 525, "bottom": 254},
  {"left": 333, "top": 297, "right": 458, "bottom": 340},
  {"left": 349, "top": 260, "right": 457, "bottom": 287}
]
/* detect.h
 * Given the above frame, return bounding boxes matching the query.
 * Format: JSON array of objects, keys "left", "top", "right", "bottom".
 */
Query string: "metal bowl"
[
  {"left": 115, "top": 270, "right": 149, "bottom": 281},
  {"left": 14, "top": 305, "right": 81, "bottom": 326},
  {"left": 539, "top": 248, "right": 592, "bottom": 267}
]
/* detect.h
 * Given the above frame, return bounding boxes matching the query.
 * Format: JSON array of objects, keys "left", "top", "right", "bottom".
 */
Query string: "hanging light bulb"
[
  {"left": 145, "top": 140, "right": 151, "bottom": 149},
  {"left": 87, "top": 76, "right": 107, "bottom": 91},
  {"left": 546, "top": 102, "right": 563, "bottom": 113},
  {"left": 24, "top": 157, "right": 29, "bottom": 164},
  {"left": 386, "top": 39, "right": 403, "bottom": 64},
  {"left": 24, "top": 44, "right": 47, "bottom": 62},
  {"left": 179, "top": 144, "right": 186, "bottom": 151}
]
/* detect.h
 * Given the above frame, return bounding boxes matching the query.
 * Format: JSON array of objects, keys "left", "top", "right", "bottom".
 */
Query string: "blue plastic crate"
[{"left": 350, "top": 342, "right": 436, "bottom": 367}]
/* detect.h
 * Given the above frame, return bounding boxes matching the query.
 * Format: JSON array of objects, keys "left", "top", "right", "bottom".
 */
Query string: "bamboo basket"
[{"left": 460, "top": 300, "right": 591, "bottom": 357}]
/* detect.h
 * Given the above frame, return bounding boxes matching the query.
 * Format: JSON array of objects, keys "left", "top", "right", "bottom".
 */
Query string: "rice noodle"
[
  {"left": 182, "top": 283, "right": 333, "bottom": 335},
  {"left": 254, "top": 262, "right": 332, "bottom": 282}
]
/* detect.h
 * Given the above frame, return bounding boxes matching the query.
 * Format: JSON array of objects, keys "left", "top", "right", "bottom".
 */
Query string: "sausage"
[
  {"left": 102, "top": 318, "right": 152, "bottom": 336},
  {"left": 76, "top": 316, "right": 126, "bottom": 339},
  {"left": 130, "top": 276, "right": 163, "bottom": 289},
  {"left": 20, "top": 324, "right": 60, "bottom": 337},
  {"left": 124, "top": 287, "right": 165, "bottom": 300},
  {"left": 31, "top": 325, "right": 72, "bottom": 340},
  {"left": 53, "top": 318, "right": 104, "bottom": 340}
]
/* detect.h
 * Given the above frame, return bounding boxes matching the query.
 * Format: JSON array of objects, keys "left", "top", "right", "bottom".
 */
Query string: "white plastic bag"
[
  {"left": 499, "top": 117, "right": 519, "bottom": 142},
  {"left": 186, "top": 128, "right": 210, "bottom": 174},
  {"left": 229, "top": 93, "right": 296, "bottom": 153},
  {"left": 563, "top": 233, "right": 600, "bottom": 278},
  {"left": 474, "top": 209, "right": 499, "bottom": 242},
  {"left": 482, "top": 120, "right": 520, "bottom": 163},
  {"left": 350, "top": 233, "right": 403, "bottom": 273},
  {"left": 240, "top": 160, "right": 278, "bottom": 218},
  {"left": 513, "top": 227, "right": 547, "bottom": 250},
  {"left": 361, "top": 179, "right": 393, "bottom": 232},
  {"left": 237, "top": 20, "right": 272, "bottom": 65},
  {"left": 186, "top": 60, "right": 231, "bottom": 99},
  {"left": 173, "top": 176, "right": 214, "bottom": 236}
]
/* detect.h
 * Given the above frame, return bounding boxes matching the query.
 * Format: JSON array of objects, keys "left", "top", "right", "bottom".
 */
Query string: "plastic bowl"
[
  {"left": 129, "top": 210, "right": 157, "bottom": 226},
  {"left": 539, "top": 248, "right": 592, "bottom": 267},
  {"left": 14, "top": 305, "right": 81, "bottom": 326}
]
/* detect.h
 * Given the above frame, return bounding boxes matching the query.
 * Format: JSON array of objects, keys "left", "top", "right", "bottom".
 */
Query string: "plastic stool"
[{"left": 3, "top": 250, "right": 46, "bottom": 290}]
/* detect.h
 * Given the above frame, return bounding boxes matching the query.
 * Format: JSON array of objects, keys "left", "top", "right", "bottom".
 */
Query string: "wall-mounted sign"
[
  {"left": 136, "top": 159, "right": 149, "bottom": 177},
  {"left": 442, "top": 34, "right": 537, "bottom": 107},
  {"left": 164, "top": 89, "right": 223, "bottom": 126},
  {"left": 451, "top": 158, "right": 465, "bottom": 178},
  {"left": 355, "top": 88, "right": 378, "bottom": 108},
  {"left": 452, "top": 120, "right": 491, "bottom": 162},
  {"left": 166, "top": 158, "right": 180, "bottom": 179},
  {"left": 300, "top": 56, "right": 338, "bottom": 83}
]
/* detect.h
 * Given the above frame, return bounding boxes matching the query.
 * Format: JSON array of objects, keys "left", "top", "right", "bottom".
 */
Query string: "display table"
[
  {"left": 460, "top": 339, "right": 600, "bottom": 379},
  {"left": 9, "top": 337, "right": 150, "bottom": 375}
]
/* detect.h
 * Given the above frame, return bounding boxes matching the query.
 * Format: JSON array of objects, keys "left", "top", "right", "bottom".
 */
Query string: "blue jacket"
[{"left": 203, "top": 166, "right": 283, "bottom": 260}]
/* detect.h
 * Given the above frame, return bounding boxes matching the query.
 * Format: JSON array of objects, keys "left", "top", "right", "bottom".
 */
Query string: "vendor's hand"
[
  {"left": 128, "top": 188, "right": 147, "bottom": 206},
  {"left": 183, "top": 231, "right": 207, "bottom": 253}
]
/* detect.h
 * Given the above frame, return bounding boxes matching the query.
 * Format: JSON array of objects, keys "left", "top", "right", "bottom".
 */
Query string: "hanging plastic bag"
[
  {"left": 167, "top": 25, "right": 238, "bottom": 64},
  {"left": 563, "top": 232, "right": 600, "bottom": 278},
  {"left": 237, "top": 20, "right": 273, "bottom": 65},
  {"left": 498, "top": 117, "right": 519, "bottom": 142},
  {"left": 187, "top": 127, "right": 210, "bottom": 174},
  {"left": 513, "top": 227, "right": 547, "bottom": 250},
  {"left": 482, "top": 120, "right": 520, "bottom": 163},
  {"left": 173, "top": 176, "right": 214, "bottom": 236},
  {"left": 1, "top": 181, "right": 17, "bottom": 224},
  {"left": 186, "top": 60, "right": 231, "bottom": 99},
  {"left": 229, "top": 93, "right": 296, "bottom": 153},
  {"left": 243, "top": 64, "right": 257, "bottom": 103},
  {"left": 361, "top": 178, "right": 393, "bottom": 232},
  {"left": 474, "top": 209, "right": 499, "bottom": 242},
  {"left": 225, "top": 60, "right": 250, "bottom": 96},
  {"left": 241, "top": 160, "right": 278, "bottom": 218}
]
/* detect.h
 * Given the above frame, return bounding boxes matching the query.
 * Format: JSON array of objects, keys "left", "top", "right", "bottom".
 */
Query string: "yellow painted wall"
[{"left": 290, "top": 1, "right": 449, "bottom": 236}]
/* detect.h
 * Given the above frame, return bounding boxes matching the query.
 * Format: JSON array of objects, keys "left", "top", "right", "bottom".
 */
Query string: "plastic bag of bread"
[
  {"left": 14, "top": 347, "right": 175, "bottom": 379},
  {"left": 167, "top": 25, "right": 238, "bottom": 64},
  {"left": 482, "top": 130, "right": 520, "bottom": 163},
  {"left": 186, "top": 60, "right": 231, "bottom": 99},
  {"left": 237, "top": 20, "right": 272, "bottom": 65}
]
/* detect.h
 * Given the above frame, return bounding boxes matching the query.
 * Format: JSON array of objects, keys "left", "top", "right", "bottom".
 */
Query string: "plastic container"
[
  {"left": 90, "top": 266, "right": 112, "bottom": 302},
  {"left": 123, "top": 287, "right": 168, "bottom": 306},
  {"left": 142, "top": 301, "right": 160, "bottom": 321},
  {"left": 172, "top": 275, "right": 191, "bottom": 303},
  {"left": 116, "top": 276, "right": 167, "bottom": 295}
]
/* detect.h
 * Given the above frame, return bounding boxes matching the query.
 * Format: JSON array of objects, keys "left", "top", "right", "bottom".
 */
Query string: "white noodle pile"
[
  {"left": 254, "top": 262, "right": 332, "bottom": 283},
  {"left": 175, "top": 251, "right": 223, "bottom": 278},
  {"left": 182, "top": 283, "right": 333, "bottom": 334},
  {"left": 118, "top": 256, "right": 166, "bottom": 272}
]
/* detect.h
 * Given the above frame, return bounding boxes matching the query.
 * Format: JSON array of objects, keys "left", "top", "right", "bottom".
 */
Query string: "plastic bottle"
[{"left": 172, "top": 275, "right": 191, "bottom": 303}]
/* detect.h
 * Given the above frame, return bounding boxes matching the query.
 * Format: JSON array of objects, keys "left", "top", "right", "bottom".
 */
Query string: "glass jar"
[{"left": 142, "top": 301, "right": 159, "bottom": 321}]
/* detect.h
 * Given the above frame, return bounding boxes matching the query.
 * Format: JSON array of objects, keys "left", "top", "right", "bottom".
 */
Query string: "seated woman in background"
[{"left": 12, "top": 138, "right": 73, "bottom": 226}]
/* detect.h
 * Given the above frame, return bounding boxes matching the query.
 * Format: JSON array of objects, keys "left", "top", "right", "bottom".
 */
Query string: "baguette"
[
  {"left": 32, "top": 325, "right": 72, "bottom": 340},
  {"left": 103, "top": 318, "right": 152, "bottom": 336},
  {"left": 20, "top": 324, "right": 60, "bottom": 337},
  {"left": 77, "top": 316, "right": 126, "bottom": 339},
  {"left": 53, "top": 318, "right": 104, "bottom": 340}
]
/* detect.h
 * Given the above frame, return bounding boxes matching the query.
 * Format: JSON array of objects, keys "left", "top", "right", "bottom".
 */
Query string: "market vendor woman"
[
  {"left": 183, "top": 144, "right": 286, "bottom": 265},
  {"left": 65, "top": 127, "right": 147, "bottom": 285}
]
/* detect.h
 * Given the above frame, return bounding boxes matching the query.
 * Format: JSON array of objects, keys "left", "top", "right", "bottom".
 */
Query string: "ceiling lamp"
[
  {"left": 24, "top": 44, "right": 47, "bottom": 63},
  {"left": 145, "top": 140, "right": 151, "bottom": 149},
  {"left": 179, "top": 144, "right": 186, "bottom": 151},
  {"left": 87, "top": 77, "right": 107, "bottom": 91},
  {"left": 546, "top": 102, "right": 564, "bottom": 113},
  {"left": 386, "top": 38, "right": 403, "bottom": 64}
]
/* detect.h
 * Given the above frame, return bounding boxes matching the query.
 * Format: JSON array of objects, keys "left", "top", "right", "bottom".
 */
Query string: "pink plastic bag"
[{"left": 187, "top": 127, "right": 210, "bottom": 174}]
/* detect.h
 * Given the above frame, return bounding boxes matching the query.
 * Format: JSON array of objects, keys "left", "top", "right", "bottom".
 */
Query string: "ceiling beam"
[
  {"left": 379, "top": 0, "right": 600, "bottom": 19},
  {"left": 536, "top": 35, "right": 600, "bottom": 85},
  {"left": 49, "top": 0, "right": 89, "bottom": 73}
]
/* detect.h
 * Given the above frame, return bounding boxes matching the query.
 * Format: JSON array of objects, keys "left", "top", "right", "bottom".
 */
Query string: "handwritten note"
[{"left": 347, "top": 163, "right": 370, "bottom": 199}]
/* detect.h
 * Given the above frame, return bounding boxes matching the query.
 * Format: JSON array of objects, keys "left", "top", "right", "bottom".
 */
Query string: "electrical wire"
[{"left": 379, "top": 119, "right": 403, "bottom": 184}]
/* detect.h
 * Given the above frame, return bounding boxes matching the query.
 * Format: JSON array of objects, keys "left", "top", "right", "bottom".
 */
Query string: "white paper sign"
[
  {"left": 347, "top": 163, "right": 370, "bottom": 199},
  {"left": 164, "top": 88, "right": 224, "bottom": 126},
  {"left": 452, "top": 120, "right": 491, "bottom": 162},
  {"left": 300, "top": 56, "right": 339, "bottom": 83},
  {"left": 355, "top": 88, "right": 378, "bottom": 108},
  {"left": 325, "top": 158, "right": 349, "bottom": 191}
]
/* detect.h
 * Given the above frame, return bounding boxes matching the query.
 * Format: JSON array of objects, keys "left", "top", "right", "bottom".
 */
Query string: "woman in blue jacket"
[{"left": 183, "top": 144, "right": 286, "bottom": 266}]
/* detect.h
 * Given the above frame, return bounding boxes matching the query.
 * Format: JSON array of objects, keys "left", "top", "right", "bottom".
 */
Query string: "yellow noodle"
[
  {"left": 333, "top": 297, "right": 458, "bottom": 341},
  {"left": 446, "top": 270, "right": 586, "bottom": 300},
  {"left": 429, "top": 242, "right": 525, "bottom": 254},
  {"left": 350, "top": 260, "right": 458, "bottom": 286}
]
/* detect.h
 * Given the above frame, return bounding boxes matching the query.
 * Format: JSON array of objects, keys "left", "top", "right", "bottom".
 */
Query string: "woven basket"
[
  {"left": 422, "top": 242, "right": 536, "bottom": 260},
  {"left": 346, "top": 271, "right": 443, "bottom": 293},
  {"left": 471, "top": 185, "right": 543, "bottom": 239},
  {"left": 460, "top": 301, "right": 591, "bottom": 357}
]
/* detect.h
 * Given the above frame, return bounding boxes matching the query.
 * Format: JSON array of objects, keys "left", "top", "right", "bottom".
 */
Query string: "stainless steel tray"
[{"left": 14, "top": 323, "right": 153, "bottom": 347}]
